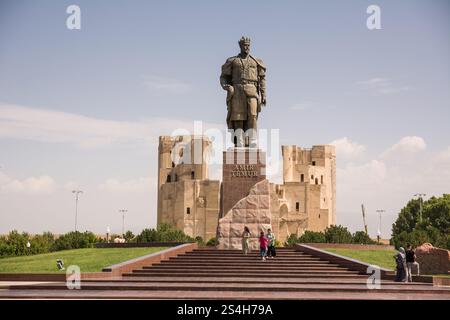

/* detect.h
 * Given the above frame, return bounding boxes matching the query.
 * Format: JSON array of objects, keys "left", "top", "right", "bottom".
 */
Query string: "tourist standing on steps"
[
  {"left": 266, "top": 229, "right": 276, "bottom": 258},
  {"left": 394, "top": 247, "right": 407, "bottom": 282},
  {"left": 259, "top": 231, "right": 268, "bottom": 261},
  {"left": 242, "top": 226, "right": 251, "bottom": 255},
  {"left": 405, "top": 243, "right": 420, "bottom": 282}
]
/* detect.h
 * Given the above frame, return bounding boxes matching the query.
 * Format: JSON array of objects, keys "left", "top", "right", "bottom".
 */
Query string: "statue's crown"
[{"left": 238, "top": 36, "right": 251, "bottom": 46}]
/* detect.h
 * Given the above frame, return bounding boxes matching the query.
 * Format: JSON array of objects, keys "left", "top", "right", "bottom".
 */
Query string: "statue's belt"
[{"left": 233, "top": 80, "right": 258, "bottom": 85}]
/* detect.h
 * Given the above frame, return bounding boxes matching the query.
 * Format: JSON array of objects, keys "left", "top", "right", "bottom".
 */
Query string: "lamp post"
[
  {"left": 106, "top": 226, "right": 111, "bottom": 243},
  {"left": 414, "top": 193, "right": 426, "bottom": 223},
  {"left": 376, "top": 209, "right": 386, "bottom": 244},
  {"left": 119, "top": 209, "right": 128, "bottom": 236},
  {"left": 72, "top": 190, "right": 83, "bottom": 232}
]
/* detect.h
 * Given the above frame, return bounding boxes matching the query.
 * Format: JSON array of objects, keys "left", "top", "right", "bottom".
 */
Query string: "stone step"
[
  {"left": 169, "top": 256, "right": 322, "bottom": 261},
  {"left": 122, "top": 271, "right": 365, "bottom": 278},
  {"left": 142, "top": 265, "right": 348, "bottom": 271},
  {"left": 181, "top": 253, "right": 310, "bottom": 257},
  {"left": 131, "top": 269, "right": 359, "bottom": 275},
  {"left": 194, "top": 248, "right": 296, "bottom": 251},
  {"left": 9, "top": 282, "right": 449, "bottom": 295},
  {"left": 2, "top": 289, "right": 448, "bottom": 300},
  {"left": 188, "top": 251, "right": 301, "bottom": 255},
  {"left": 158, "top": 261, "right": 339, "bottom": 267},
  {"left": 82, "top": 276, "right": 431, "bottom": 287}
]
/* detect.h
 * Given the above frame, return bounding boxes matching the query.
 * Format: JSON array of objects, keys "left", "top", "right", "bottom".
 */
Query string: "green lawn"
[
  {"left": 324, "top": 248, "right": 450, "bottom": 278},
  {"left": 0, "top": 247, "right": 168, "bottom": 273},
  {"left": 324, "top": 248, "right": 397, "bottom": 270}
]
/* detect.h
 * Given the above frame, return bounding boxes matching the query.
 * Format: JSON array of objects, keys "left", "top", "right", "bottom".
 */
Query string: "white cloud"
[
  {"left": 0, "top": 103, "right": 222, "bottom": 149},
  {"left": 330, "top": 137, "right": 366, "bottom": 160},
  {"left": 98, "top": 177, "right": 154, "bottom": 193},
  {"left": 381, "top": 136, "right": 426, "bottom": 159},
  {"left": 338, "top": 160, "right": 387, "bottom": 187},
  {"left": 336, "top": 137, "right": 449, "bottom": 238},
  {"left": 355, "top": 78, "right": 410, "bottom": 95},
  {"left": 0, "top": 173, "right": 56, "bottom": 194},
  {"left": 142, "top": 76, "right": 192, "bottom": 95}
]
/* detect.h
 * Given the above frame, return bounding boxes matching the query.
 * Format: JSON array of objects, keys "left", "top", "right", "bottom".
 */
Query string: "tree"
[
  {"left": 123, "top": 230, "right": 135, "bottom": 242},
  {"left": 391, "top": 194, "right": 450, "bottom": 249}
]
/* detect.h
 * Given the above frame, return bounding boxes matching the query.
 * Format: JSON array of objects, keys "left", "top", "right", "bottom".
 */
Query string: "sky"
[{"left": 0, "top": 0, "right": 449, "bottom": 239}]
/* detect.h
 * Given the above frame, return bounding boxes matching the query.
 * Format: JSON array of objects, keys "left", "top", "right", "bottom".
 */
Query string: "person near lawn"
[
  {"left": 394, "top": 247, "right": 407, "bottom": 282},
  {"left": 259, "top": 231, "right": 268, "bottom": 261},
  {"left": 405, "top": 243, "right": 420, "bottom": 282},
  {"left": 266, "top": 229, "right": 276, "bottom": 258}
]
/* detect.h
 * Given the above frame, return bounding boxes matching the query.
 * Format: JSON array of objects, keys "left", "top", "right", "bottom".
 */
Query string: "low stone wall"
[
  {"left": 0, "top": 273, "right": 66, "bottom": 282},
  {"left": 416, "top": 243, "right": 450, "bottom": 275},
  {"left": 433, "top": 277, "right": 450, "bottom": 287},
  {"left": 303, "top": 243, "right": 394, "bottom": 250},
  {"left": 295, "top": 244, "right": 433, "bottom": 283},
  {"left": 95, "top": 242, "right": 190, "bottom": 248},
  {"left": 0, "top": 243, "right": 198, "bottom": 281}
]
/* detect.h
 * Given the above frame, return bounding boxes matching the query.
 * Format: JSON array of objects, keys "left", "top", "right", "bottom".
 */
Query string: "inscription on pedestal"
[{"left": 222, "top": 149, "right": 266, "bottom": 216}]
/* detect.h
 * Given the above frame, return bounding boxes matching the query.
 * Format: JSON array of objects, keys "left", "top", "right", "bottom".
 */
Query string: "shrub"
[
  {"left": 324, "top": 225, "right": 353, "bottom": 244},
  {"left": 135, "top": 229, "right": 158, "bottom": 242},
  {"left": 206, "top": 237, "right": 218, "bottom": 247},
  {"left": 284, "top": 234, "right": 298, "bottom": 247},
  {"left": 135, "top": 224, "right": 194, "bottom": 243},
  {"left": 52, "top": 231, "right": 97, "bottom": 251},
  {"left": 352, "top": 231, "right": 376, "bottom": 245},
  {"left": 30, "top": 232, "right": 55, "bottom": 254},
  {"left": 1, "top": 230, "right": 30, "bottom": 257},
  {"left": 298, "top": 231, "right": 326, "bottom": 243},
  {"left": 195, "top": 236, "right": 205, "bottom": 246}
]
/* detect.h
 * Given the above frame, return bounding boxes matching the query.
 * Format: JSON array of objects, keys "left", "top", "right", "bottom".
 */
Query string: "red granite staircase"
[{"left": 1, "top": 247, "right": 449, "bottom": 299}]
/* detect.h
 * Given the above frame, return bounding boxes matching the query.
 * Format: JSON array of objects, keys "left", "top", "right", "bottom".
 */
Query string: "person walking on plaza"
[
  {"left": 394, "top": 247, "right": 407, "bottom": 282},
  {"left": 405, "top": 244, "right": 420, "bottom": 282},
  {"left": 259, "top": 231, "right": 268, "bottom": 261},
  {"left": 266, "top": 229, "right": 276, "bottom": 258},
  {"left": 241, "top": 226, "right": 251, "bottom": 255}
]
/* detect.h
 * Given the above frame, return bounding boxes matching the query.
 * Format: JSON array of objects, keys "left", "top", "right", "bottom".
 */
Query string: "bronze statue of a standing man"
[{"left": 220, "top": 37, "right": 266, "bottom": 148}]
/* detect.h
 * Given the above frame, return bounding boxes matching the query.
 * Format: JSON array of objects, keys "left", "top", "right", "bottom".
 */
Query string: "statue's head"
[{"left": 238, "top": 36, "right": 251, "bottom": 55}]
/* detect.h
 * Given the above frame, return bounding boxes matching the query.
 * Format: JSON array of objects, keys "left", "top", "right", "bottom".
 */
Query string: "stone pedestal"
[
  {"left": 217, "top": 179, "right": 271, "bottom": 250},
  {"left": 221, "top": 148, "right": 266, "bottom": 217},
  {"left": 218, "top": 148, "right": 270, "bottom": 250}
]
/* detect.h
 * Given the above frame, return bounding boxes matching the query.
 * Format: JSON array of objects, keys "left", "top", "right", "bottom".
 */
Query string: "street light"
[
  {"left": 376, "top": 209, "right": 386, "bottom": 244},
  {"left": 72, "top": 190, "right": 83, "bottom": 232},
  {"left": 119, "top": 209, "right": 128, "bottom": 236},
  {"left": 106, "top": 226, "right": 111, "bottom": 243},
  {"left": 414, "top": 193, "right": 426, "bottom": 223}
]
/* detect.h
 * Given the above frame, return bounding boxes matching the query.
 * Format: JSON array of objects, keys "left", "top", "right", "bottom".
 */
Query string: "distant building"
[{"left": 157, "top": 135, "right": 336, "bottom": 244}]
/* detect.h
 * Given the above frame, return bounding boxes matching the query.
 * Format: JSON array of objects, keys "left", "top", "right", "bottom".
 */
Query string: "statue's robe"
[{"left": 220, "top": 54, "right": 266, "bottom": 130}]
